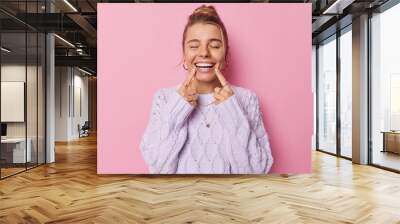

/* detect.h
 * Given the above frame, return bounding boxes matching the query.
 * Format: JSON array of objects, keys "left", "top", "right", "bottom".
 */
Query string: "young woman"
[{"left": 140, "top": 5, "right": 273, "bottom": 174}]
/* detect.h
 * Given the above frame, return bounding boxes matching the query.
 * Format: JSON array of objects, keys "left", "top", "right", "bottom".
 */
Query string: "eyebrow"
[
  {"left": 186, "top": 39, "right": 223, "bottom": 44},
  {"left": 209, "top": 39, "right": 223, "bottom": 43},
  {"left": 186, "top": 39, "right": 200, "bottom": 44}
]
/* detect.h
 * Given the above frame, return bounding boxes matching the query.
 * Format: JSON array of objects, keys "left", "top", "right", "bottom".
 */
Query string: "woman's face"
[{"left": 184, "top": 23, "right": 226, "bottom": 82}]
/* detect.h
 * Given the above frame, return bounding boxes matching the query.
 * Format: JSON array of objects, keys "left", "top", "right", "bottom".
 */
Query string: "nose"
[{"left": 198, "top": 45, "right": 209, "bottom": 58}]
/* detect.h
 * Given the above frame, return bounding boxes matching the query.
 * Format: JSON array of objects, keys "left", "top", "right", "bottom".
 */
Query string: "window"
[
  {"left": 340, "top": 27, "right": 352, "bottom": 158},
  {"left": 371, "top": 2, "right": 400, "bottom": 171},
  {"left": 317, "top": 35, "right": 337, "bottom": 154}
]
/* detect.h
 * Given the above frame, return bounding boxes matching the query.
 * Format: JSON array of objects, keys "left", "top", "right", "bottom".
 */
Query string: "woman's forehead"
[{"left": 186, "top": 23, "right": 223, "bottom": 41}]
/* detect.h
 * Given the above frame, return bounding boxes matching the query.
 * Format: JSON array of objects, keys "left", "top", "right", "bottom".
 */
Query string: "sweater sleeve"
[
  {"left": 140, "top": 88, "right": 195, "bottom": 174},
  {"left": 214, "top": 91, "right": 273, "bottom": 174}
]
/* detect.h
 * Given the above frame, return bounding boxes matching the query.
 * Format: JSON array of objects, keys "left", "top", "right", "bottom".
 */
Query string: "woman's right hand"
[{"left": 178, "top": 67, "right": 198, "bottom": 107}]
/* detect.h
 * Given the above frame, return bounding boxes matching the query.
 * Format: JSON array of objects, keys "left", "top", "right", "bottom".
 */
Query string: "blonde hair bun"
[{"left": 193, "top": 5, "right": 219, "bottom": 18}]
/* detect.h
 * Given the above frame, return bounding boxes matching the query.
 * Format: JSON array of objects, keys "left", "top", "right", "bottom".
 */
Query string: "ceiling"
[{"left": 0, "top": 0, "right": 393, "bottom": 75}]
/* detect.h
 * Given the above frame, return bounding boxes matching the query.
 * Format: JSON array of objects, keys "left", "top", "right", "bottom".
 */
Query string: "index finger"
[
  {"left": 214, "top": 63, "right": 228, "bottom": 86},
  {"left": 183, "top": 67, "right": 197, "bottom": 87}
]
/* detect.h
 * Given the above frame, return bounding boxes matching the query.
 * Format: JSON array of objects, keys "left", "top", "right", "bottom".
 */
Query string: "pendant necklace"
[{"left": 197, "top": 102, "right": 215, "bottom": 128}]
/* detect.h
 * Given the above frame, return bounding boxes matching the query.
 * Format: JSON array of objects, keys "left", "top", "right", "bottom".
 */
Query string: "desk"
[
  {"left": 1, "top": 138, "right": 32, "bottom": 163},
  {"left": 381, "top": 131, "right": 400, "bottom": 154}
]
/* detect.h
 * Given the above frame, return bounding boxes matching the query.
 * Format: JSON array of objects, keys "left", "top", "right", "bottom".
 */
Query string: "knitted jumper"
[{"left": 140, "top": 85, "right": 273, "bottom": 174}]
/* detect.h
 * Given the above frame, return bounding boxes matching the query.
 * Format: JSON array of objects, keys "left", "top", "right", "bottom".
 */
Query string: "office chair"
[{"left": 79, "top": 121, "right": 90, "bottom": 138}]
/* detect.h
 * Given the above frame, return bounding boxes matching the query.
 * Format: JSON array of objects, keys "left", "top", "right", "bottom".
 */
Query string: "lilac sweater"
[{"left": 140, "top": 85, "right": 273, "bottom": 174}]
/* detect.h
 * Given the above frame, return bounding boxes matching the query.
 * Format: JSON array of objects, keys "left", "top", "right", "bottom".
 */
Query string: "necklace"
[
  {"left": 196, "top": 94, "right": 216, "bottom": 127},
  {"left": 197, "top": 107, "right": 215, "bottom": 128}
]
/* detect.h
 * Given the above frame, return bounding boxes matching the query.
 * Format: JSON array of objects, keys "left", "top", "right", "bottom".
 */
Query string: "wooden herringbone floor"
[{"left": 1, "top": 134, "right": 400, "bottom": 224}]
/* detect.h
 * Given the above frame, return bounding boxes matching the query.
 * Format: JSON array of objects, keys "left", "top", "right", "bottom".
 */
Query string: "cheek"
[
  {"left": 211, "top": 50, "right": 226, "bottom": 62},
  {"left": 184, "top": 49, "right": 197, "bottom": 61}
]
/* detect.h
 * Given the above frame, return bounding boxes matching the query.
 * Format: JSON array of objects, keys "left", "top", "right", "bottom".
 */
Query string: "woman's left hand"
[{"left": 213, "top": 63, "right": 234, "bottom": 104}]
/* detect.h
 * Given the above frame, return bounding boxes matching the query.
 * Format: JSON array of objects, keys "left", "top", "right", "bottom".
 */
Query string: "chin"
[{"left": 196, "top": 72, "right": 216, "bottom": 82}]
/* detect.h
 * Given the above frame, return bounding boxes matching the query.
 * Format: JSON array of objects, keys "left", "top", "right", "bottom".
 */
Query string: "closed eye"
[{"left": 209, "top": 39, "right": 222, "bottom": 49}]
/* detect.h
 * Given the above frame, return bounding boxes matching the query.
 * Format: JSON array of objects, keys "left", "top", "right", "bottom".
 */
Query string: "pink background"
[{"left": 98, "top": 3, "right": 312, "bottom": 174}]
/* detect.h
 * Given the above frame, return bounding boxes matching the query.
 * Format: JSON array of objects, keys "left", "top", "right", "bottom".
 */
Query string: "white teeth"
[{"left": 195, "top": 63, "right": 214, "bottom": 68}]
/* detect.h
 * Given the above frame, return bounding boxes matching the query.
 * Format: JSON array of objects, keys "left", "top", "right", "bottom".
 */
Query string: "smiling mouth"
[
  {"left": 194, "top": 63, "right": 215, "bottom": 73},
  {"left": 195, "top": 62, "right": 215, "bottom": 68}
]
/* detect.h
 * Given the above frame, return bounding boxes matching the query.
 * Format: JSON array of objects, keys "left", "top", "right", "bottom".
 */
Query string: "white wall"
[
  {"left": 55, "top": 66, "right": 70, "bottom": 141},
  {"left": 1, "top": 65, "right": 42, "bottom": 137},
  {"left": 72, "top": 73, "right": 89, "bottom": 138},
  {"left": 55, "top": 67, "right": 89, "bottom": 141},
  {"left": 1, "top": 65, "right": 26, "bottom": 132}
]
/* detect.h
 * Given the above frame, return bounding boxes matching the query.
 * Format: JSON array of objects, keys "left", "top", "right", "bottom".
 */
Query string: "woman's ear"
[
  {"left": 221, "top": 59, "right": 228, "bottom": 71},
  {"left": 183, "top": 61, "right": 188, "bottom": 70},
  {"left": 181, "top": 57, "right": 188, "bottom": 70}
]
